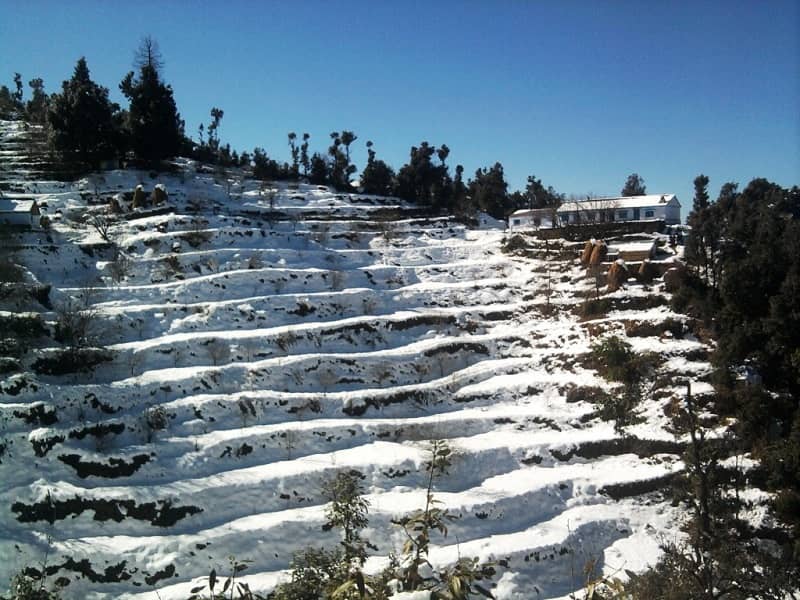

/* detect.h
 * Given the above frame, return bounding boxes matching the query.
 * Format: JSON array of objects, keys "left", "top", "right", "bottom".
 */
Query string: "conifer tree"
[
  {"left": 26, "top": 78, "right": 48, "bottom": 123},
  {"left": 287, "top": 132, "right": 299, "bottom": 179},
  {"left": 48, "top": 57, "right": 119, "bottom": 167},
  {"left": 468, "top": 162, "right": 509, "bottom": 218},
  {"left": 360, "top": 140, "right": 395, "bottom": 195},
  {"left": 120, "top": 38, "right": 183, "bottom": 164},
  {"left": 300, "top": 133, "right": 310, "bottom": 177},
  {"left": 621, "top": 173, "right": 646, "bottom": 196}
]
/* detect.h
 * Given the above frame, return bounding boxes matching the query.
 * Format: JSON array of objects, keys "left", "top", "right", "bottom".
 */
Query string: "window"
[
  {"left": 644, "top": 209, "right": 655, "bottom": 218},
  {"left": 512, "top": 219, "right": 521, "bottom": 225},
  {"left": 617, "top": 210, "right": 629, "bottom": 220}
]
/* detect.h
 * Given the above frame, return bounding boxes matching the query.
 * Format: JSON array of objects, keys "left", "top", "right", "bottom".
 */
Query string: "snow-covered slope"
[{"left": 0, "top": 129, "right": 707, "bottom": 599}]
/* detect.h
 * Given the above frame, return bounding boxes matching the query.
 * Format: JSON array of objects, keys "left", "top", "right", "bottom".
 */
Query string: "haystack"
[
  {"left": 152, "top": 184, "right": 168, "bottom": 205},
  {"left": 637, "top": 259, "right": 657, "bottom": 283},
  {"left": 663, "top": 261, "right": 687, "bottom": 292},
  {"left": 132, "top": 185, "right": 147, "bottom": 209},
  {"left": 607, "top": 259, "right": 628, "bottom": 292},
  {"left": 589, "top": 241, "right": 607, "bottom": 266},
  {"left": 580, "top": 240, "right": 594, "bottom": 264}
]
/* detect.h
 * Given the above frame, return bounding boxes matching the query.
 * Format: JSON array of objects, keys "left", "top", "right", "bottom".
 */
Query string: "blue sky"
[{"left": 1, "top": 0, "right": 798, "bottom": 208}]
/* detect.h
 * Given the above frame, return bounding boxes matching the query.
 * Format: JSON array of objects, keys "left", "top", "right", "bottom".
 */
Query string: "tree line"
[
  {"left": 0, "top": 38, "right": 656, "bottom": 221},
  {"left": 622, "top": 176, "right": 800, "bottom": 598}
]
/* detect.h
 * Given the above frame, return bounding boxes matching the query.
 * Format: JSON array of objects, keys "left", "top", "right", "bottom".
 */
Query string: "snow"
[{"left": 0, "top": 122, "right": 719, "bottom": 599}]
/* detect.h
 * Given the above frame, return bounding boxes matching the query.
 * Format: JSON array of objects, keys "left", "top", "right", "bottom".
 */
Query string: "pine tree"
[
  {"left": 48, "top": 57, "right": 119, "bottom": 167},
  {"left": 26, "top": 78, "right": 48, "bottom": 123},
  {"left": 395, "top": 141, "right": 450, "bottom": 208},
  {"left": 468, "top": 162, "right": 509, "bottom": 218},
  {"left": 685, "top": 174, "right": 714, "bottom": 282},
  {"left": 621, "top": 173, "right": 646, "bottom": 196},
  {"left": 309, "top": 152, "right": 328, "bottom": 185},
  {"left": 360, "top": 140, "right": 395, "bottom": 195},
  {"left": 120, "top": 39, "right": 183, "bottom": 164},
  {"left": 300, "top": 133, "right": 310, "bottom": 177},
  {"left": 287, "top": 132, "right": 299, "bottom": 179}
]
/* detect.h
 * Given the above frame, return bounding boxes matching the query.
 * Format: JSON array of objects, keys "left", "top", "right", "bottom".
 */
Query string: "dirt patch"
[
  {"left": 551, "top": 437, "right": 684, "bottom": 461},
  {"left": 388, "top": 314, "right": 457, "bottom": 331},
  {"left": 69, "top": 422, "right": 126, "bottom": 440},
  {"left": 423, "top": 342, "right": 489, "bottom": 357},
  {"left": 13, "top": 402, "right": 58, "bottom": 425},
  {"left": 600, "top": 472, "right": 679, "bottom": 500},
  {"left": 31, "top": 434, "right": 65, "bottom": 457},
  {"left": 343, "top": 389, "right": 427, "bottom": 416},
  {"left": 27, "top": 558, "right": 130, "bottom": 584},
  {"left": 12, "top": 496, "right": 202, "bottom": 527},
  {"left": 58, "top": 453, "right": 152, "bottom": 478}
]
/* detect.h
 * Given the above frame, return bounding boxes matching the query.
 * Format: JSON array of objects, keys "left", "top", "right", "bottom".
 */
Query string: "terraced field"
[{"left": 0, "top": 130, "right": 708, "bottom": 599}]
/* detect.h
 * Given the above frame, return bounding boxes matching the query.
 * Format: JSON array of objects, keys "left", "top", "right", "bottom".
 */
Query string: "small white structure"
[
  {"left": 508, "top": 207, "right": 557, "bottom": 231},
  {"left": 0, "top": 199, "right": 40, "bottom": 228},
  {"left": 557, "top": 194, "right": 681, "bottom": 226}
]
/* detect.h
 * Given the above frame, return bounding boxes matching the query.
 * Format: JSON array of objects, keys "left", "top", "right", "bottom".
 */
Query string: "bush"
[
  {"left": 0, "top": 314, "right": 46, "bottom": 339},
  {"left": 32, "top": 348, "right": 113, "bottom": 375},
  {"left": 576, "top": 298, "right": 612, "bottom": 318},
  {"left": 1, "top": 572, "right": 62, "bottom": 600},
  {"left": 591, "top": 336, "right": 635, "bottom": 382}
]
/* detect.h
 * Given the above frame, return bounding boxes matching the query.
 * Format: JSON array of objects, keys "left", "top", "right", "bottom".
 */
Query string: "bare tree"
[
  {"left": 89, "top": 213, "right": 113, "bottom": 243},
  {"left": 247, "top": 252, "right": 263, "bottom": 270},
  {"left": 204, "top": 338, "right": 230, "bottom": 366},
  {"left": 275, "top": 331, "right": 297, "bottom": 353},
  {"left": 108, "top": 246, "right": 131, "bottom": 284},
  {"left": 158, "top": 254, "right": 182, "bottom": 281},
  {"left": 329, "top": 269, "right": 345, "bottom": 291},
  {"left": 362, "top": 294, "right": 378, "bottom": 315},
  {"left": 134, "top": 35, "right": 164, "bottom": 72},
  {"left": 126, "top": 350, "right": 145, "bottom": 376},
  {"left": 318, "top": 367, "right": 338, "bottom": 393},
  {"left": 55, "top": 297, "right": 99, "bottom": 350},
  {"left": 143, "top": 405, "right": 168, "bottom": 443}
]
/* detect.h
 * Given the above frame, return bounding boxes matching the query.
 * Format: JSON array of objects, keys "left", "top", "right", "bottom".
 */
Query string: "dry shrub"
[
  {"left": 607, "top": 260, "right": 628, "bottom": 292},
  {"left": 565, "top": 385, "right": 611, "bottom": 405},
  {"left": 624, "top": 318, "right": 685, "bottom": 338}
]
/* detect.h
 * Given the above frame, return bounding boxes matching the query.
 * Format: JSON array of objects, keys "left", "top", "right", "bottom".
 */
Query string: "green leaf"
[
  {"left": 190, "top": 585, "right": 205, "bottom": 593},
  {"left": 209, "top": 569, "right": 217, "bottom": 591},
  {"left": 474, "top": 583, "right": 495, "bottom": 598}
]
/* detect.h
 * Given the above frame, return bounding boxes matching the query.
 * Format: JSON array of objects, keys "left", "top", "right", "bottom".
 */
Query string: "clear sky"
[{"left": 1, "top": 0, "right": 798, "bottom": 207}]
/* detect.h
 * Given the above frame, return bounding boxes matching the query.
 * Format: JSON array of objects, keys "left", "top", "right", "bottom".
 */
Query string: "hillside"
[{"left": 1, "top": 126, "right": 712, "bottom": 599}]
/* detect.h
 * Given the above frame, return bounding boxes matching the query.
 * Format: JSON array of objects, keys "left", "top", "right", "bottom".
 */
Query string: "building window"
[
  {"left": 644, "top": 209, "right": 655, "bottom": 218},
  {"left": 617, "top": 210, "right": 629, "bottom": 220},
  {"left": 512, "top": 219, "right": 521, "bottom": 225}
]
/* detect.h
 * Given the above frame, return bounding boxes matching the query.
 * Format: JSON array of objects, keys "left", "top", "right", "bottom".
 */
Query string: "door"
[{"left": 633, "top": 208, "right": 640, "bottom": 220}]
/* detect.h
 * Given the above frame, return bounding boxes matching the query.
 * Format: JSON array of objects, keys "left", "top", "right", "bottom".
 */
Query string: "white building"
[
  {"left": 0, "top": 199, "right": 41, "bottom": 228},
  {"left": 556, "top": 194, "right": 681, "bottom": 226},
  {"left": 508, "top": 207, "right": 558, "bottom": 231}
]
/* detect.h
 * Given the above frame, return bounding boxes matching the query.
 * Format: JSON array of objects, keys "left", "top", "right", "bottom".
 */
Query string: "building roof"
[
  {"left": 557, "top": 194, "right": 679, "bottom": 213},
  {"left": 509, "top": 208, "right": 557, "bottom": 218},
  {"left": 0, "top": 199, "right": 37, "bottom": 213}
]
